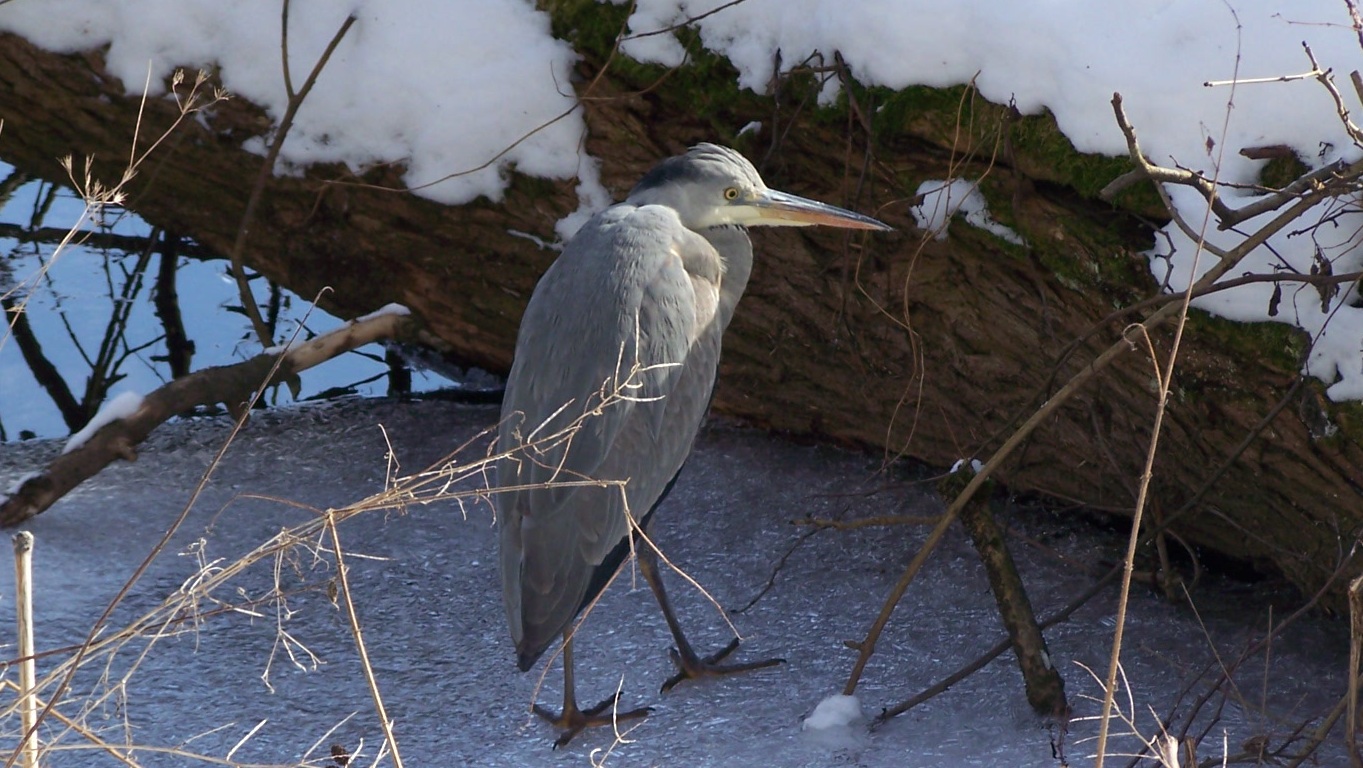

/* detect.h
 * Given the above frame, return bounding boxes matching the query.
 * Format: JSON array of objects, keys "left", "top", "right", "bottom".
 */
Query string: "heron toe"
[
  {"left": 533, "top": 693, "right": 652, "bottom": 748},
  {"left": 660, "top": 637, "right": 786, "bottom": 693}
]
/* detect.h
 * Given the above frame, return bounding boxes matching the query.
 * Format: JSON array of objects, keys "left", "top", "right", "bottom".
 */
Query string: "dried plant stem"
[
  {"left": 1, "top": 308, "right": 305, "bottom": 768},
  {"left": 1349, "top": 574, "right": 1363, "bottom": 766},
  {"left": 1092, "top": 320, "right": 1191, "bottom": 767},
  {"left": 325, "top": 514, "right": 404, "bottom": 768},
  {"left": 0, "top": 682, "right": 141, "bottom": 767},
  {"left": 12, "top": 532, "right": 37, "bottom": 768},
  {"left": 1092, "top": 88, "right": 1223, "bottom": 766},
  {"left": 1286, "top": 693, "right": 1349, "bottom": 768}
]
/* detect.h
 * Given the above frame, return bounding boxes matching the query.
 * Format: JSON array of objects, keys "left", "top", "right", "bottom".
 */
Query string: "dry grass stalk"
[
  {"left": 12, "top": 532, "right": 37, "bottom": 768},
  {"left": 0, "top": 339, "right": 674, "bottom": 765}
]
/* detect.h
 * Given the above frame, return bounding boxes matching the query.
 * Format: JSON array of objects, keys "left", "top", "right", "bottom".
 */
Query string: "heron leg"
[
  {"left": 637, "top": 544, "right": 786, "bottom": 693},
  {"left": 532, "top": 632, "right": 651, "bottom": 748}
]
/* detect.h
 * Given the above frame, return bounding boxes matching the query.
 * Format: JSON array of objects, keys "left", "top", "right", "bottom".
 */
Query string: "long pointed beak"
[{"left": 748, "top": 189, "right": 892, "bottom": 230}]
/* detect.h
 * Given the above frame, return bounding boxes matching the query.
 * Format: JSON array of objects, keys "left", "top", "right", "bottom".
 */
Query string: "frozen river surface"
[{"left": 0, "top": 398, "right": 1349, "bottom": 766}]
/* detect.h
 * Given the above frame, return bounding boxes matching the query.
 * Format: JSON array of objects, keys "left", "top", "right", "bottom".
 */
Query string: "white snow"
[
  {"left": 802, "top": 693, "right": 862, "bottom": 731},
  {"left": 61, "top": 391, "right": 144, "bottom": 454},
  {"left": 1, "top": 471, "right": 39, "bottom": 506},
  {"left": 506, "top": 228, "right": 560, "bottom": 251},
  {"left": 950, "top": 458, "right": 984, "bottom": 474},
  {"left": 912, "top": 179, "right": 1025, "bottom": 245},
  {"left": 354, "top": 302, "right": 411, "bottom": 323},
  {"left": 262, "top": 340, "right": 296, "bottom": 356},
  {"left": 3, "top": 2, "right": 1363, "bottom": 394},
  {"left": 0, "top": 0, "right": 595, "bottom": 210}
]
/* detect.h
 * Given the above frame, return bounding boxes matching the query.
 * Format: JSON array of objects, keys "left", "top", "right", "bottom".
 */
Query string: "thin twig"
[
  {"left": 227, "top": 11, "right": 356, "bottom": 346},
  {"left": 1095, "top": 80, "right": 1232, "bottom": 767},
  {"left": 1303, "top": 42, "right": 1363, "bottom": 146}
]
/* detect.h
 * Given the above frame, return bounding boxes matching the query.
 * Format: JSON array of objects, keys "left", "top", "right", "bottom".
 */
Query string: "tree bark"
[{"left": 1, "top": 31, "right": 1360, "bottom": 606}]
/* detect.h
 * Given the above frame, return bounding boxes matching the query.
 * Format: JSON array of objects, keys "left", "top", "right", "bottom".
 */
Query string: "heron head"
[{"left": 627, "top": 143, "right": 891, "bottom": 233}]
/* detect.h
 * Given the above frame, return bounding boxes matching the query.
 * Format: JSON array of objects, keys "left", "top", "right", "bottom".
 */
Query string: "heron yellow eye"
[{"left": 723, "top": 187, "right": 739, "bottom": 200}]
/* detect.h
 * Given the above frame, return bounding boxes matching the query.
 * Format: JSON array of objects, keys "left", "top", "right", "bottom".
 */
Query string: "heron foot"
[
  {"left": 660, "top": 637, "right": 786, "bottom": 693},
  {"left": 533, "top": 693, "right": 652, "bottom": 748}
]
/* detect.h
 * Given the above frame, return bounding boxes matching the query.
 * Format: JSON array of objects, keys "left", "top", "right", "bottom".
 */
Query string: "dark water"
[{"left": 0, "top": 160, "right": 456, "bottom": 442}]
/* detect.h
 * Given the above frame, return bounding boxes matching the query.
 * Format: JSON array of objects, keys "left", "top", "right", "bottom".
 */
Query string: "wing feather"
[{"left": 496, "top": 204, "right": 723, "bottom": 663}]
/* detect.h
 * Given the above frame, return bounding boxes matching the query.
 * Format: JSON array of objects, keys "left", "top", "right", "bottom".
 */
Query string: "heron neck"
[{"left": 702, "top": 225, "right": 753, "bottom": 332}]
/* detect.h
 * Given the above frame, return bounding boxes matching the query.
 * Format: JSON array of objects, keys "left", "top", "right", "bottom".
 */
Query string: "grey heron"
[{"left": 495, "top": 143, "right": 890, "bottom": 744}]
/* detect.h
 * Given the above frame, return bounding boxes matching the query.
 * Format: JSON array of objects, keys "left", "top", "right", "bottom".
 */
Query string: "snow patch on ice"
[
  {"left": 802, "top": 693, "right": 862, "bottom": 731},
  {"left": 63, "top": 391, "right": 144, "bottom": 454}
]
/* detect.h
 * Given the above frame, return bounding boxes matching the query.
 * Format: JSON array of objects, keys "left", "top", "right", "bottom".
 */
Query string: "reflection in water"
[{"left": 0, "top": 161, "right": 458, "bottom": 441}]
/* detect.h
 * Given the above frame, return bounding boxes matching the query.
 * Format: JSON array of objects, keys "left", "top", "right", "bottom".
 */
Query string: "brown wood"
[
  {"left": 952, "top": 474, "right": 1068, "bottom": 717},
  {"left": 1, "top": 31, "right": 1361, "bottom": 606}
]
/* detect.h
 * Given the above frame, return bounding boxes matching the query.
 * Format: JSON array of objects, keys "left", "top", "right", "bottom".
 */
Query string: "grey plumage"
[{"left": 494, "top": 143, "right": 889, "bottom": 674}]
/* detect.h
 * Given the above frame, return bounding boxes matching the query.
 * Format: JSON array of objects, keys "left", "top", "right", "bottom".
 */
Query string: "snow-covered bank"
[{"left": 5, "top": 1, "right": 1362, "bottom": 397}]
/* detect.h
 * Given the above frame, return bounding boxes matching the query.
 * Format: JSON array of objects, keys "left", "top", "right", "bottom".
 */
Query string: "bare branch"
[
  {"left": 1100, "top": 92, "right": 1360, "bottom": 231},
  {"left": 1303, "top": 42, "right": 1363, "bottom": 146},
  {"left": 227, "top": 13, "right": 357, "bottom": 346},
  {"left": 0, "top": 309, "right": 434, "bottom": 526}
]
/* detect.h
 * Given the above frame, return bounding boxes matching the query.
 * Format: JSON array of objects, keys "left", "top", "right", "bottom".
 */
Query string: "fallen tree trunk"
[{"left": 1, "top": 28, "right": 1360, "bottom": 607}]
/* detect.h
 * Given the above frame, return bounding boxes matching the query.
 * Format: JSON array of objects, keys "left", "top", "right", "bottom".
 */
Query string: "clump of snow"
[
  {"left": 506, "top": 228, "right": 560, "bottom": 251},
  {"left": 354, "top": 303, "right": 411, "bottom": 323},
  {"left": 950, "top": 458, "right": 985, "bottom": 474},
  {"left": 802, "top": 694, "right": 862, "bottom": 731},
  {"left": 911, "top": 179, "right": 972, "bottom": 238},
  {"left": 62, "top": 391, "right": 144, "bottom": 454},
  {"left": 1, "top": 472, "right": 40, "bottom": 506},
  {"left": 912, "top": 179, "right": 1025, "bottom": 245},
  {"left": 737, "top": 120, "right": 762, "bottom": 137},
  {"left": 262, "top": 341, "right": 295, "bottom": 356}
]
